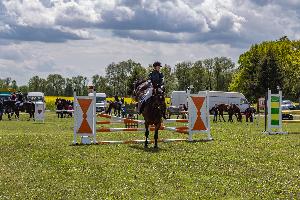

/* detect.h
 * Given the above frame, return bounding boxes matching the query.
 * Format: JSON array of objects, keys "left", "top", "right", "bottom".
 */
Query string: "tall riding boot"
[
  {"left": 137, "top": 102, "right": 141, "bottom": 114},
  {"left": 140, "top": 102, "right": 145, "bottom": 114}
]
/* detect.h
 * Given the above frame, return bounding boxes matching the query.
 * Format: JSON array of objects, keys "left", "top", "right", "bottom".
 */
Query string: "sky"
[{"left": 0, "top": 0, "right": 300, "bottom": 85}]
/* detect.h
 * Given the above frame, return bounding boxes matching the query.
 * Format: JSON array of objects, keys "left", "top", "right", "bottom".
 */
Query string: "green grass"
[{"left": 0, "top": 113, "right": 299, "bottom": 199}]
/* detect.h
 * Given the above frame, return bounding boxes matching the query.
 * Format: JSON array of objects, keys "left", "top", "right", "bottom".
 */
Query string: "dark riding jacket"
[
  {"left": 148, "top": 70, "right": 164, "bottom": 88},
  {"left": 17, "top": 94, "right": 23, "bottom": 102}
]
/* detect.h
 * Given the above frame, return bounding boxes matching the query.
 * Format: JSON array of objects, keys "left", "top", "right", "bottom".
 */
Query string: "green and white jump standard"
[{"left": 263, "top": 89, "right": 287, "bottom": 135}]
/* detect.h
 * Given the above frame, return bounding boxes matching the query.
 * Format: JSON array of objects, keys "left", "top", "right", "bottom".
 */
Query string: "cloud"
[
  {"left": 0, "top": 25, "right": 88, "bottom": 43},
  {"left": 0, "top": 0, "right": 247, "bottom": 45},
  {"left": 1, "top": 0, "right": 299, "bottom": 47},
  {"left": 1, "top": 0, "right": 300, "bottom": 85}
]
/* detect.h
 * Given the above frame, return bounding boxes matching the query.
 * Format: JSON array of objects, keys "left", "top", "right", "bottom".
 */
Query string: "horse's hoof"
[{"left": 154, "top": 145, "right": 158, "bottom": 149}]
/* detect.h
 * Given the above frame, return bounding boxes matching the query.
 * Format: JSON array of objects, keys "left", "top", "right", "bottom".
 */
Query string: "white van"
[
  {"left": 27, "top": 92, "right": 45, "bottom": 103},
  {"left": 198, "top": 91, "right": 250, "bottom": 112},
  {"left": 88, "top": 92, "right": 106, "bottom": 112},
  {"left": 27, "top": 92, "right": 46, "bottom": 108}
]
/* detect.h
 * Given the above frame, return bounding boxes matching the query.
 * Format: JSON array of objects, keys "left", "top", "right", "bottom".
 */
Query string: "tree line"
[
  {"left": 230, "top": 36, "right": 300, "bottom": 102},
  {"left": 0, "top": 57, "right": 235, "bottom": 97},
  {"left": 1, "top": 37, "right": 299, "bottom": 101}
]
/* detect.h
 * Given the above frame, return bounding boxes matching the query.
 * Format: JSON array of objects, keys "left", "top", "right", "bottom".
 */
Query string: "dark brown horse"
[
  {"left": 106, "top": 100, "right": 122, "bottom": 117},
  {"left": 216, "top": 104, "right": 228, "bottom": 122},
  {"left": 228, "top": 104, "right": 242, "bottom": 122},
  {"left": 22, "top": 101, "right": 35, "bottom": 120},
  {"left": 217, "top": 104, "right": 242, "bottom": 122},
  {"left": 3, "top": 100, "right": 19, "bottom": 120},
  {"left": 245, "top": 107, "right": 255, "bottom": 122},
  {"left": 134, "top": 80, "right": 165, "bottom": 148},
  {"left": 2, "top": 100, "right": 35, "bottom": 121}
]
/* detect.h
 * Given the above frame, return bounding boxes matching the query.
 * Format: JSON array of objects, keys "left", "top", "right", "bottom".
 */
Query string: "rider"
[
  {"left": 10, "top": 92, "right": 17, "bottom": 101},
  {"left": 114, "top": 95, "right": 120, "bottom": 103},
  {"left": 114, "top": 94, "right": 123, "bottom": 107},
  {"left": 17, "top": 91, "right": 23, "bottom": 102},
  {"left": 138, "top": 61, "right": 166, "bottom": 118}
]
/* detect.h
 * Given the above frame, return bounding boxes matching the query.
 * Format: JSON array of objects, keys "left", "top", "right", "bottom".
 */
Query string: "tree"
[
  {"left": 10, "top": 80, "right": 18, "bottom": 90},
  {"left": 230, "top": 37, "right": 300, "bottom": 101},
  {"left": 213, "top": 57, "right": 235, "bottom": 91},
  {"left": 64, "top": 78, "right": 74, "bottom": 96},
  {"left": 160, "top": 64, "right": 177, "bottom": 96},
  {"left": 190, "top": 61, "right": 206, "bottom": 92},
  {"left": 175, "top": 62, "right": 192, "bottom": 91},
  {"left": 72, "top": 76, "right": 88, "bottom": 96},
  {"left": 203, "top": 59, "right": 214, "bottom": 90},
  {"left": 46, "top": 74, "right": 65, "bottom": 96},
  {"left": 18, "top": 85, "right": 29, "bottom": 94},
  {"left": 126, "top": 64, "right": 147, "bottom": 96},
  {"left": 105, "top": 60, "right": 144, "bottom": 96},
  {"left": 92, "top": 75, "right": 112, "bottom": 95},
  {"left": 28, "top": 76, "right": 47, "bottom": 92},
  {"left": 258, "top": 48, "right": 283, "bottom": 94}
]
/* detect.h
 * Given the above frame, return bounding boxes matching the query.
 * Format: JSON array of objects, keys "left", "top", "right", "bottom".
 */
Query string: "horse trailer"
[{"left": 170, "top": 91, "right": 188, "bottom": 108}]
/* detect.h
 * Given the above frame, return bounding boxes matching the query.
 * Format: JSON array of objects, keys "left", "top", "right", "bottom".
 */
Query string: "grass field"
[{"left": 0, "top": 113, "right": 299, "bottom": 199}]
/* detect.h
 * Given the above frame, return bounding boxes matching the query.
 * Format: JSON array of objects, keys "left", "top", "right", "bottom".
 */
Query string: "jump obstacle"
[
  {"left": 73, "top": 90, "right": 212, "bottom": 145},
  {"left": 262, "top": 89, "right": 300, "bottom": 135}
]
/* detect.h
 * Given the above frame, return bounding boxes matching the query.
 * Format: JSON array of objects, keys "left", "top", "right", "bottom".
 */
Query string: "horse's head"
[{"left": 152, "top": 88, "right": 165, "bottom": 111}]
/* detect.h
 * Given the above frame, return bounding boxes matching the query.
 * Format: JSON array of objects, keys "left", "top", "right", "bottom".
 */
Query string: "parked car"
[
  {"left": 282, "top": 100, "right": 295, "bottom": 109},
  {"left": 0, "top": 93, "right": 10, "bottom": 101},
  {"left": 281, "top": 106, "right": 293, "bottom": 120},
  {"left": 88, "top": 92, "right": 107, "bottom": 112}
]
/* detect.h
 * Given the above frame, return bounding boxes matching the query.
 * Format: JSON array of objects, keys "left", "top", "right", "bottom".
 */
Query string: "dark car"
[
  {"left": 282, "top": 100, "right": 296, "bottom": 110},
  {"left": 281, "top": 106, "right": 293, "bottom": 120},
  {"left": 0, "top": 94, "right": 10, "bottom": 101}
]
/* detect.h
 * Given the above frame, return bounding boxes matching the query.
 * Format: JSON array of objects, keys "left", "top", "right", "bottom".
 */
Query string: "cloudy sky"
[{"left": 0, "top": 0, "right": 299, "bottom": 85}]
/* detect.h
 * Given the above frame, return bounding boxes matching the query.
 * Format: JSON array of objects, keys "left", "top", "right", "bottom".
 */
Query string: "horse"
[
  {"left": 216, "top": 104, "right": 228, "bottom": 122},
  {"left": 1, "top": 99, "right": 35, "bottom": 121},
  {"left": 228, "top": 104, "right": 242, "bottom": 122},
  {"left": 216, "top": 104, "right": 242, "bottom": 122},
  {"left": 167, "top": 104, "right": 188, "bottom": 119},
  {"left": 134, "top": 80, "right": 166, "bottom": 148},
  {"left": 55, "top": 99, "right": 73, "bottom": 118},
  {"left": 21, "top": 101, "right": 35, "bottom": 120},
  {"left": 2, "top": 100, "right": 19, "bottom": 120},
  {"left": 245, "top": 107, "right": 255, "bottom": 122},
  {"left": 106, "top": 98, "right": 124, "bottom": 117}
]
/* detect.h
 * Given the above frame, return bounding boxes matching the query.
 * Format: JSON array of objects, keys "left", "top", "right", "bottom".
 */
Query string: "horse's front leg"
[
  {"left": 16, "top": 111, "right": 20, "bottom": 120},
  {"left": 154, "top": 129, "right": 158, "bottom": 149},
  {"left": 222, "top": 113, "right": 226, "bottom": 122},
  {"left": 144, "top": 124, "right": 149, "bottom": 148}
]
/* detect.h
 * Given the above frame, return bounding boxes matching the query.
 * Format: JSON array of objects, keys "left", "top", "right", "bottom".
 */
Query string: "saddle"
[{"left": 134, "top": 80, "right": 152, "bottom": 101}]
